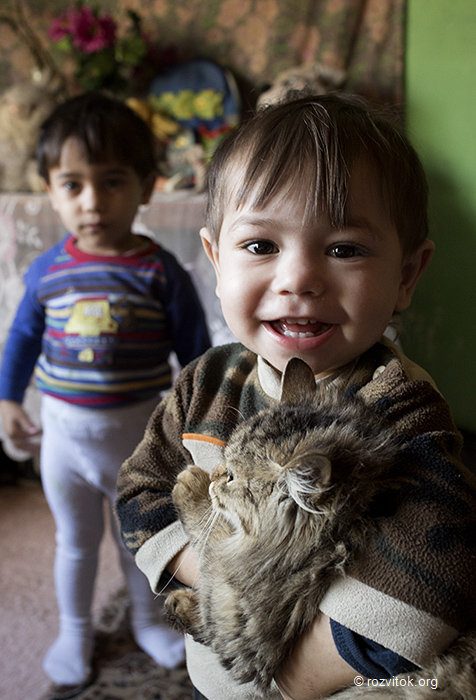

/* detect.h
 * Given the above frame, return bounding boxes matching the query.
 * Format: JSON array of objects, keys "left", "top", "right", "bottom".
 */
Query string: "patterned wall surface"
[{"left": 0, "top": 0, "right": 406, "bottom": 107}]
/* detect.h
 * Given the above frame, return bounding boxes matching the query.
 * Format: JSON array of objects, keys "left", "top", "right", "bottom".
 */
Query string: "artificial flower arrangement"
[
  {"left": 46, "top": 4, "right": 240, "bottom": 191},
  {"left": 48, "top": 3, "right": 158, "bottom": 95}
]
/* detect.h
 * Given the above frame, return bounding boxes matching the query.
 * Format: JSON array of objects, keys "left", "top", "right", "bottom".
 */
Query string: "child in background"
[
  {"left": 115, "top": 93, "right": 476, "bottom": 700},
  {"left": 0, "top": 93, "right": 211, "bottom": 694}
]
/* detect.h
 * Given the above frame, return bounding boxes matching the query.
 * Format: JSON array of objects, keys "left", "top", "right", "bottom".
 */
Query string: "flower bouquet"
[{"left": 48, "top": 3, "right": 157, "bottom": 95}]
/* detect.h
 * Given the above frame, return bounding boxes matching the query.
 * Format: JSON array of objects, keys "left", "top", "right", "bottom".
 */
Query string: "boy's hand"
[
  {"left": 167, "top": 544, "right": 200, "bottom": 588},
  {"left": 0, "top": 400, "right": 42, "bottom": 453},
  {"left": 275, "top": 613, "right": 357, "bottom": 700}
]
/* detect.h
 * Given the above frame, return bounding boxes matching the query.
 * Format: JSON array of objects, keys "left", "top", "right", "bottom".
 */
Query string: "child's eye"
[
  {"left": 63, "top": 181, "right": 80, "bottom": 192},
  {"left": 105, "top": 178, "right": 125, "bottom": 188},
  {"left": 327, "top": 243, "right": 366, "bottom": 259},
  {"left": 244, "top": 240, "right": 278, "bottom": 255}
]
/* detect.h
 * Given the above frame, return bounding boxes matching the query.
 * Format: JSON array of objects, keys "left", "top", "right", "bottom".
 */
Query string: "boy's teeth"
[
  {"left": 283, "top": 329, "right": 316, "bottom": 338},
  {"left": 285, "top": 318, "right": 318, "bottom": 325},
  {"left": 279, "top": 318, "right": 323, "bottom": 338}
]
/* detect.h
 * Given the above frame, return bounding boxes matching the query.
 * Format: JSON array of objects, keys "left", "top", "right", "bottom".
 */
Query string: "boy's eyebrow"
[
  {"left": 343, "top": 215, "right": 389, "bottom": 240},
  {"left": 52, "top": 166, "right": 131, "bottom": 181},
  {"left": 226, "top": 214, "right": 284, "bottom": 233}
]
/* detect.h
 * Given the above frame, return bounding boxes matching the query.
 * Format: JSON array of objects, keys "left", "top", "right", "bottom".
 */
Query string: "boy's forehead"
[
  {"left": 53, "top": 136, "right": 131, "bottom": 173},
  {"left": 219, "top": 158, "right": 397, "bottom": 242}
]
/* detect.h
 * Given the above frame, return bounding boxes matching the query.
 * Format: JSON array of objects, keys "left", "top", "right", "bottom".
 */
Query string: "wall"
[{"left": 404, "top": 0, "right": 476, "bottom": 431}]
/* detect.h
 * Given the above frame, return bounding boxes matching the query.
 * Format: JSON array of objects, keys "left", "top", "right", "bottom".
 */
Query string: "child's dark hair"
[
  {"left": 37, "top": 92, "right": 157, "bottom": 183},
  {"left": 206, "top": 93, "right": 429, "bottom": 257}
]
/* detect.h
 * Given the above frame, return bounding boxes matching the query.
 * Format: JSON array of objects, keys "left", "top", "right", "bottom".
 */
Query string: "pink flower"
[
  {"left": 48, "top": 9, "right": 75, "bottom": 41},
  {"left": 49, "top": 5, "right": 117, "bottom": 53},
  {"left": 70, "top": 6, "right": 116, "bottom": 54}
]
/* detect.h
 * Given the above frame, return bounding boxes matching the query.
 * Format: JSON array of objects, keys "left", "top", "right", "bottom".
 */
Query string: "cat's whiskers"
[
  {"left": 278, "top": 476, "right": 334, "bottom": 516},
  {"left": 227, "top": 405, "right": 246, "bottom": 422},
  {"left": 189, "top": 509, "right": 226, "bottom": 589},
  {"left": 195, "top": 509, "right": 222, "bottom": 555},
  {"left": 156, "top": 507, "right": 218, "bottom": 594}
]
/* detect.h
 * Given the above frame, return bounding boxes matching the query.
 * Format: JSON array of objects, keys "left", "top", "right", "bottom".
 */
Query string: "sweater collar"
[{"left": 257, "top": 355, "right": 356, "bottom": 401}]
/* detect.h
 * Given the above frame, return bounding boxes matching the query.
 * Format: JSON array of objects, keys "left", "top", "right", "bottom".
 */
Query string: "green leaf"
[{"left": 117, "top": 36, "right": 147, "bottom": 66}]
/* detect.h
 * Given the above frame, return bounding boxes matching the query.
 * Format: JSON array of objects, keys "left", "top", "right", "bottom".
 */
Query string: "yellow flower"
[{"left": 193, "top": 90, "right": 224, "bottom": 119}]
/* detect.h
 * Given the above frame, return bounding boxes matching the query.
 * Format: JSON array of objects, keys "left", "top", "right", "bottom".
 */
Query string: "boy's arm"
[
  {"left": 159, "top": 249, "right": 211, "bottom": 367},
  {"left": 0, "top": 271, "right": 45, "bottom": 403},
  {"left": 275, "top": 614, "right": 357, "bottom": 700},
  {"left": 0, "top": 276, "right": 44, "bottom": 452}
]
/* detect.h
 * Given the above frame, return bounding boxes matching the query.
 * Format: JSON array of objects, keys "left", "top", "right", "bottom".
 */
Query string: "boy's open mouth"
[{"left": 269, "top": 318, "right": 333, "bottom": 339}]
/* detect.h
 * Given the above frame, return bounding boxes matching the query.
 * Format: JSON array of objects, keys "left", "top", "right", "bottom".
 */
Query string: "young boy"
[
  {"left": 115, "top": 94, "right": 476, "bottom": 700},
  {"left": 0, "top": 93, "right": 211, "bottom": 694}
]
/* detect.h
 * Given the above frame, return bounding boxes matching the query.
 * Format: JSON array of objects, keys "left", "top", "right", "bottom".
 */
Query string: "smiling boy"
[{"left": 116, "top": 94, "right": 476, "bottom": 700}]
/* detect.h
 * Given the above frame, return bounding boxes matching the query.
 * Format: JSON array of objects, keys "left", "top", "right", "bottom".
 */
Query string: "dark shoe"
[{"left": 46, "top": 671, "right": 95, "bottom": 699}]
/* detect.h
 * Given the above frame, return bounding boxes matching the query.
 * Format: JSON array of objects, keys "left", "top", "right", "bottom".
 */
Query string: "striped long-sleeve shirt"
[{"left": 0, "top": 234, "right": 211, "bottom": 408}]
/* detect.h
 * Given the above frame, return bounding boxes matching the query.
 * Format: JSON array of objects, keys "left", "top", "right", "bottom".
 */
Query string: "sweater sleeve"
[
  {"left": 159, "top": 248, "right": 211, "bottom": 367},
  {"left": 0, "top": 266, "right": 45, "bottom": 402},
  {"left": 320, "top": 355, "right": 476, "bottom": 667}
]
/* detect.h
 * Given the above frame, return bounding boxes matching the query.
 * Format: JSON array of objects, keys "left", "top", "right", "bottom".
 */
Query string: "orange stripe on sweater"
[{"left": 182, "top": 433, "right": 227, "bottom": 448}]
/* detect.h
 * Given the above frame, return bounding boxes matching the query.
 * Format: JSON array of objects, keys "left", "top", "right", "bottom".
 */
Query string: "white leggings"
[{"left": 40, "top": 394, "right": 161, "bottom": 629}]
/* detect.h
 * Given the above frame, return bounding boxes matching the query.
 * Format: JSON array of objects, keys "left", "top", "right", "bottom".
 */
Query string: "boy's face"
[
  {"left": 202, "top": 164, "right": 433, "bottom": 378},
  {"left": 45, "top": 137, "right": 155, "bottom": 255}
]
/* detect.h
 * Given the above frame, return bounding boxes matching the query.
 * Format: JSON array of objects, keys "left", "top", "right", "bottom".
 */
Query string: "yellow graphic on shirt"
[
  {"left": 65, "top": 299, "right": 118, "bottom": 336},
  {"left": 78, "top": 348, "right": 95, "bottom": 363}
]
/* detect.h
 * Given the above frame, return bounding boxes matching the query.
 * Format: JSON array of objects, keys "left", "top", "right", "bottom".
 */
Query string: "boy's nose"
[
  {"left": 80, "top": 185, "right": 102, "bottom": 211},
  {"left": 273, "top": 252, "right": 324, "bottom": 297}
]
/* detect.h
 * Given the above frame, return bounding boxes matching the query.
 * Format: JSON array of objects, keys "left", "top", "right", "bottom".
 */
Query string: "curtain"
[
  {"left": 138, "top": 0, "right": 407, "bottom": 107},
  {"left": 0, "top": 0, "right": 406, "bottom": 107}
]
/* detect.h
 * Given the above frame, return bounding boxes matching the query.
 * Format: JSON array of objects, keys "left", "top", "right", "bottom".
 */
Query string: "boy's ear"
[
  {"left": 200, "top": 227, "right": 221, "bottom": 298},
  {"left": 395, "top": 239, "right": 434, "bottom": 312},
  {"left": 140, "top": 172, "right": 157, "bottom": 204},
  {"left": 44, "top": 181, "right": 60, "bottom": 213}
]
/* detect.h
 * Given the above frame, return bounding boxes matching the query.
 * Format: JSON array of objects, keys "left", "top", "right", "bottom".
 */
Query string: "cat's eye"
[{"left": 226, "top": 471, "right": 234, "bottom": 483}]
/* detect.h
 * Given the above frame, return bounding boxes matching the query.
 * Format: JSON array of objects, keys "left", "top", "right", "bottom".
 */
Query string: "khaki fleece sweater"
[{"left": 116, "top": 339, "right": 476, "bottom": 700}]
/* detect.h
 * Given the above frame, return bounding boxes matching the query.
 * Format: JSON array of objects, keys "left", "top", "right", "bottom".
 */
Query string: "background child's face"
[
  {"left": 45, "top": 137, "right": 155, "bottom": 255},
  {"left": 202, "top": 164, "right": 433, "bottom": 377}
]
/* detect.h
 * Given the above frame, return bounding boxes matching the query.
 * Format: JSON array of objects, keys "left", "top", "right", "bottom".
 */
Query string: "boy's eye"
[
  {"left": 63, "top": 181, "right": 80, "bottom": 192},
  {"left": 244, "top": 240, "right": 278, "bottom": 255},
  {"left": 327, "top": 243, "right": 366, "bottom": 258},
  {"left": 105, "top": 177, "right": 125, "bottom": 188}
]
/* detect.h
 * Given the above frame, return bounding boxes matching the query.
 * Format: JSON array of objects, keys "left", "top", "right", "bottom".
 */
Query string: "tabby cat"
[{"left": 165, "top": 358, "right": 476, "bottom": 698}]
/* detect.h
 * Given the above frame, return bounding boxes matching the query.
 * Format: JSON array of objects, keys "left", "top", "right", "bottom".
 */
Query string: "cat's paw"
[
  {"left": 173, "top": 465, "right": 211, "bottom": 509},
  {"left": 164, "top": 588, "right": 201, "bottom": 636}
]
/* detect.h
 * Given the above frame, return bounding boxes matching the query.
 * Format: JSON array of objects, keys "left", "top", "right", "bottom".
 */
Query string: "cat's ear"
[
  {"left": 284, "top": 450, "right": 332, "bottom": 510},
  {"left": 280, "top": 358, "right": 316, "bottom": 404}
]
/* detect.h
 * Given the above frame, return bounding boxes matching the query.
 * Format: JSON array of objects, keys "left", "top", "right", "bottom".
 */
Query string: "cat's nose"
[{"left": 210, "top": 463, "right": 226, "bottom": 481}]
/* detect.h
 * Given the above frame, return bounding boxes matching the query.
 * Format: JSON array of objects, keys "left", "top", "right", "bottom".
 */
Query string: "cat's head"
[{"left": 210, "top": 358, "right": 398, "bottom": 537}]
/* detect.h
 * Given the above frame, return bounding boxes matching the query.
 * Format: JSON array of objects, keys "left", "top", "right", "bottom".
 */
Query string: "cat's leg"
[
  {"left": 164, "top": 588, "right": 202, "bottom": 638},
  {"left": 173, "top": 465, "right": 213, "bottom": 532}
]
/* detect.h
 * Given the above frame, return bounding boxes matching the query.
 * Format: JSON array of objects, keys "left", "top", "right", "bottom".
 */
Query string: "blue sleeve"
[
  {"left": 330, "top": 619, "right": 419, "bottom": 679},
  {"left": 159, "top": 249, "right": 212, "bottom": 367},
  {"left": 0, "top": 265, "right": 45, "bottom": 403}
]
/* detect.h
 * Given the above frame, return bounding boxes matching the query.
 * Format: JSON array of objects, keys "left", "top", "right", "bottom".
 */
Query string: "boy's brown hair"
[
  {"left": 37, "top": 91, "right": 157, "bottom": 183},
  {"left": 206, "top": 93, "right": 429, "bottom": 257}
]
